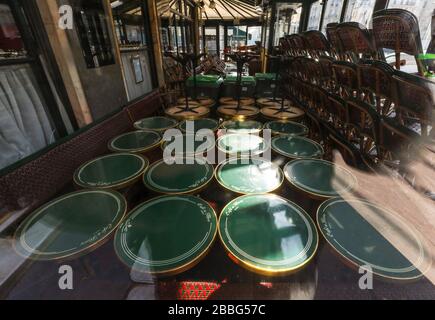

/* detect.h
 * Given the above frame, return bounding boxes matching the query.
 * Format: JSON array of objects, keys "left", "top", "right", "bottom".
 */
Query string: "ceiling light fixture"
[{"left": 209, "top": 0, "right": 216, "bottom": 10}]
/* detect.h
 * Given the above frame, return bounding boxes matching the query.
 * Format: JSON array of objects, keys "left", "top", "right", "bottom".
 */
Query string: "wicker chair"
[
  {"left": 357, "top": 60, "right": 395, "bottom": 116},
  {"left": 318, "top": 55, "right": 336, "bottom": 91},
  {"left": 346, "top": 98, "right": 381, "bottom": 163},
  {"left": 326, "top": 93, "right": 347, "bottom": 133},
  {"left": 311, "top": 85, "right": 330, "bottom": 120},
  {"left": 302, "top": 30, "right": 331, "bottom": 59},
  {"left": 336, "top": 22, "right": 379, "bottom": 62},
  {"left": 372, "top": 9, "right": 424, "bottom": 74},
  {"left": 326, "top": 23, "right": 344, "bottom": 60},
  {"left": 328, "top": 131, "right": 363, "bottom": 168},
  {"left": 392, "top": 71, "right": 434, "bottom": 137},
  {"left": 303, "top": 57, "right": 323, "bottom": 85},
  {"left": 379, "top": 118, "right": 421, "bottom": 170},
  {"left": 332, "top": 61, "right": 359, "bottom": 98},
  {"left": 287, "top": 33, "right": 309, "bottom": 57}
]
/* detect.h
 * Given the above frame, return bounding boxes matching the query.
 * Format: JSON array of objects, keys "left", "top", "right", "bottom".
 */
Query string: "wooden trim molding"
[
  {"left": 35, "top": 0, "right": 93, "bottom": 127},
  {"left": 147, "top": 0, "right": 165, "bottom": 88}
]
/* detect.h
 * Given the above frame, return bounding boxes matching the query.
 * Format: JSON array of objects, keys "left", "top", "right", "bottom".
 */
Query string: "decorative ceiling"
[
  {"left": 157, "top": 0, "right": 262, "bottom": 21},
  {"left": 110, "top": 0, "right": 262, "bottom": 21}
]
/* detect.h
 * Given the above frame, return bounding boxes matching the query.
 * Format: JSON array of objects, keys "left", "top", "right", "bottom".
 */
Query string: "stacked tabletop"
[{"left": 13, "top": 110, "right": 432, "bottom": 297}]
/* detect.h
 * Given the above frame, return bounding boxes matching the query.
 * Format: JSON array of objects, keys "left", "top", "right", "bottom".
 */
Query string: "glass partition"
[{"left": 204, "top": 27, "right": 217, "bottom": 56}]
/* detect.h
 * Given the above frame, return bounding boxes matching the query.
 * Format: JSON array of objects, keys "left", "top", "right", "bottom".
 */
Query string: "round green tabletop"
[
  {"left": 14, "top": 190, "right": 127, "bottom": 261},
  {"left": 317, "top": 198, "right": 431, "bottom": 281},
  {"left": 108, "top": 130, "right": 162, "bottom": 153},
  {"left": 74, "top": 153, "right": 149, "bottom": 190},
  {"left": 264, "top": 121, "right": 309, "bottom": 136},
  {"left": 272, "top": 135, "right": 324, "bottom": 159},
  {"left": 144, "top": 158, "right": 214, "bottom": 194},
  {"left": 221, "top": 120, "right": 263, "bottom": 135},
  {"left": 161, "top": 133, "right": 215, "bottom": 156},
  {"left": 217, "top": 134, "right": 268, "bottom": 156},
  {"left": 179, "top": 118, "right": 219, "bottom": 133},
  {"left": 284, "top": 159, "right": 357, "bottom": 199},
  {"left": 114, "top": 195, "right": 217, "bottom": 275},
  {"left": 134, "top": 116, "right": 178, "bottom": 132},
  {"left": 216, "top": 158, "right": 284, "bottom": 194},
  {"left": 219, "top": 194, "right": 318, "bottom": 276}
]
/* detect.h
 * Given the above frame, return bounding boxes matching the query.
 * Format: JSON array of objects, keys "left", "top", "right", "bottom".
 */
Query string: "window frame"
[
  {"left": 0, "top": 0, "right": 80, "bottom": 174},
  {"left": 0, "top": 1, "right": 74, "bottom": 137}
]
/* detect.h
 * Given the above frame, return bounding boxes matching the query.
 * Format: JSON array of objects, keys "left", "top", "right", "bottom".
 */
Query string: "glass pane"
[
  {"left": 176, "top": 26, "right": 184, "bottom": 51},
  {"left": 0, "top": 4, "right": 61, "bottom": 170},
  {"left": 219, "top": 25, "right": 224, "bottom": 58},
  {"left": 290, "top": 6, "right": 302, "bottom": 34},
  {"left": 168, "top": 26, "right": 176, "bottom": 51},
  {"left": 75, "top": 2, "right": 116, "bottom": 69},
  {"left": 0, "top": 64, "right": 56, "bottom": 170},
  {"left": 322, "top": 0, "right": 345, "bottom": 32},
  {"left": 205, "top": 27, "right": 217, "bottom": 56},
  {"left": 199, "top": 25, "right": 203, "bottom": 52},
  {"left": 344, "top": 0, "right": 376, "bottom": 27},
  {"left": 124, "top": 25, "right": 146, "bottom": 46},
  {"left": 269, "top": 3, "right": 303, "bottom": 48},
  {"left": 247, "top": 26, "right": 262, "bottom": 46},
  {"left": 0, "top": 3, "right": 26, "bottom": 59},
  {"left": 307, "top": 1, "right": 323, "bottom": 31},
  {"left": 110, "top": 1, "right": 154, "bottom": 101},
  {"left": 262, "top": 7, "right": 272, "bottom": 49},
  {"left": 228, "top": 26, "right": 247, "bottom": 50},
  {"left": 387, "top": 0, "right": 435, "bottom": 50},
  {"left": 160, "top": 27, "right": 169, "bottom": 51}
]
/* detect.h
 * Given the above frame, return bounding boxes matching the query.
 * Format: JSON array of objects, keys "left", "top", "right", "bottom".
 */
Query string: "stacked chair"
[
  {"left": 277, "top": 9, "right": 434, "bottom": 199},
  {"left": 336, "top": 22, "right": 380, "bottom": 62},
  {"left": 372, "top": 9, "right": 424, "bottom": 73}
]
